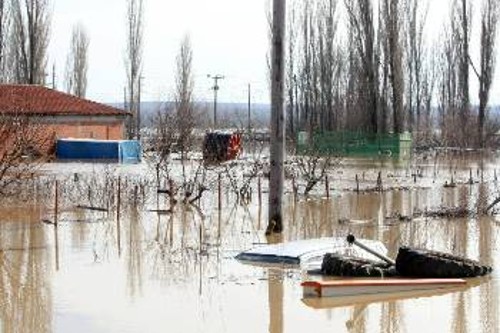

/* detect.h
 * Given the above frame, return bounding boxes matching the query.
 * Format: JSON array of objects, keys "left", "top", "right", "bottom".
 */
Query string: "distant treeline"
[
  {"left": 110, "top": 102, "right": 271, "bottom": 129},
  {"left": 277, "top": 0, "right": 499, "bottom": 148}
]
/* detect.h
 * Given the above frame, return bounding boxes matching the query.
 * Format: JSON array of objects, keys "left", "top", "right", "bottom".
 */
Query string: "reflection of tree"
[
  {"left": 452, "top": 292, "right": 468, "bottom": 333},
  {"left": 126, "top": 205, "right": 143, "bottom": 299},
  {"left": 0, "top": 207, "right": 51, "bottom": 333},
  {"left": 380, "top": 302, "right": 403, "bottom": 333},
  {"left": 478, "top": 184, "right": 498, "bottom": 333},
  {"left": 345, "top": 304, "right": 367, "bottom": 333}
]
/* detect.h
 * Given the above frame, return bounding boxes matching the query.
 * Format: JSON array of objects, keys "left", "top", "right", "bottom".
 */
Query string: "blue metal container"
[{"left": 56, "top": 139, "right": 141, "bottom": 163}]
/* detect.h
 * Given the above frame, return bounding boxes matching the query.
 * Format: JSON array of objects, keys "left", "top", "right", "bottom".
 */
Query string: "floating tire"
[
  {"left": 321, "top": 253, "right": 397, "bottom": 277},
  {"left": 395, "top": 247, "right": 493, "bottom": 278}
]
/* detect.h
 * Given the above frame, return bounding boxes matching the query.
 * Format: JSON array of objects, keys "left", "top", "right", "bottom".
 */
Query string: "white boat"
[{"left": 302, "top": 278, "right": 467, "bottom": 298}]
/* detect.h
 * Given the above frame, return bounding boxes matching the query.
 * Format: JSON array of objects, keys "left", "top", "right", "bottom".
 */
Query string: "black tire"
[
  {"left": 395, "top": 247, "right": 493, "bottom": 278},
  {"left": 321, "top": 253, "right": 396, "bottom": 277}
]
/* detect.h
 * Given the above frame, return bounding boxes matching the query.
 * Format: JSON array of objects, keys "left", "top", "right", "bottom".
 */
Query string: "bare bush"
[
  {"left": 291, "top": 152, "right": 342, "bottom": 196},
  {"left": 0, "top": 113, "right": 49, "bottom": 197}
]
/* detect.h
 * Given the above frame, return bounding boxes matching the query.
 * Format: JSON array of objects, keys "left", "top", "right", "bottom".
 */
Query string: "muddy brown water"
[{"left": 1, "top": 154, "right": 499, "bottom": 333}]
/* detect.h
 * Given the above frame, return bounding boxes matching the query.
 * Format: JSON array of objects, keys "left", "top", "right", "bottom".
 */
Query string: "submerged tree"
[
  {"left": 9, "top": 0, "right": 51, "bottom": 85},
  {"left": 64, "top": 23, "right": 89, "bottom": 98}
]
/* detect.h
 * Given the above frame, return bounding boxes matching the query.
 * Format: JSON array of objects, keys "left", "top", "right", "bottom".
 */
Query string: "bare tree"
[
  {"left": 64, "top": 23, "right": 89, "bottom": 98},
  {"left": 437, "top": 24, "right": 458, "bottom": 147},
  {"left": 0, "top": 0, "right": 9, "bottom": 82},
  {"left": 470, "top": 0, "right": 498, "bottom": 148},
  {"left": 455, "top": 0, "right": 472, "bottom": 146},
  {"left": 383, "top": 0, "right": 405, "bottom": 134},
  {"left": 420, "top": 45, "right": 438, "bottom": 143},
  {"left": 148, "top": 35, "right": 198, "bottom": 189},
  {"left": 174, "top": 34, "right": 195, "bottom": 161},
  {"left": 404, "top": 0, "right": 428, "bottom": 138},
  {"left": 436, "top": 1, "right": 471, "bottom": 147},
  {"left": 345, "top": 0, "right": 379, "bottom": 134},
  {"left": 285, "top": 1, "right": 297, "bottom": 138},
  {"left": 125, "top": 0, "right": 143, "bottom": 139},
  {"left": 318, "top": 0, "right": 339, "bottom": 132},
  {"left": 9, "top": 0, "right": 51, "bottom": 85}
]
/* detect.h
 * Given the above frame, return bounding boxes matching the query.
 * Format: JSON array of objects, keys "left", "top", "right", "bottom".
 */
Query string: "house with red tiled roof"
[{"left": 0, "top": 84, "right": 129, "bottom": 155}]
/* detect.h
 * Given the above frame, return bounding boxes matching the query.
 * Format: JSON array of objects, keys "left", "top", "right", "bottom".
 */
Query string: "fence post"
[
  {"left": 54, "top": 180, "right": 60, "bottom": 270},
  {"left": 218, "top": 173, "right": 222, "bottom": 211},
  {"left": 325, "top": 175, "right": 330, "bottom": 198},
  {"left": 116, "top": 176, "right": 122, "bottom": 256}
]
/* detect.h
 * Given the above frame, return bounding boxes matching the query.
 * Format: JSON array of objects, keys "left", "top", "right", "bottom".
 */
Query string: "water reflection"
[
  {"left": 0, "top": 206, "right": 51, "bottom": 333},
  {"left": 0, "top": 157, "right": 499, "bottom": 332},
  {"left": 265, "top": 234, "right": 284, "bottom": 333}
]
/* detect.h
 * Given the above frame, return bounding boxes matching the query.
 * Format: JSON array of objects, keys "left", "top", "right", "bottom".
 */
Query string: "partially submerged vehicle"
[
  {"left": 237, "top": 234, "right": 493, "bottom": 303},
  {"left": 235, "top": 237, "right": 388, "bottom": 269}
]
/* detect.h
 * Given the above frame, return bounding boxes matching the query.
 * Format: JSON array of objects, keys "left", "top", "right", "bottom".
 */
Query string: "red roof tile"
[{"left": 0, "top": 84, "right": 128, "bottom": 117}]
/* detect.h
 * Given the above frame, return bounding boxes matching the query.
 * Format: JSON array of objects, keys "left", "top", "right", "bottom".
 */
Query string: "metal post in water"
[
  {"left": 218, "top": 173, "right": 222, "bottom": 211},
  {"left": 258, "top": 175, "right": 262, "bottom": 207},
  {"left": 356, "top": 174, "right": 359, "bottom": 194},
  {"left": 325, "top": 175, "right": 330, "bottom": 199},
  {"left": 54, "top": 180, "right": 59, "bottom": 226},
  {"left": 346, "top": 234, "right": 395, "bottom": 266}
]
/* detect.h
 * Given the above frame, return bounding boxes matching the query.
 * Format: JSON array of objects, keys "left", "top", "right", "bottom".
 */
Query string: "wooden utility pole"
[
  {"left": 266, "top": 0, "right": 286, "bottom": 235},
  {"left": 208, "top": 74, "right": 224, "bottom": 127}
]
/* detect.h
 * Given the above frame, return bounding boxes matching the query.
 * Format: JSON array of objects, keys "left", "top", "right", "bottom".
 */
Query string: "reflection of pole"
[
  {"left": 267, "top": 268, "right": 283, "bottom": 333},
  {"left": 267, "top": 234, "right": 284, "bottom": 333},
  {"left": 54, "top": 180, "right": 60, "bottom": 270},
  {"left": 117, "top": 176, "right": 122, "bottom": 257},
  {"left": 208, "top": 74, "right": 224, "bottom": 127},
  {"left": 267, "top": 0, "right": 286, "bottom": 235}
]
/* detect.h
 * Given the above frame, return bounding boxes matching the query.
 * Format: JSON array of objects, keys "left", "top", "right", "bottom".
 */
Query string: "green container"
[{"left": 297, "top": 131, "right": 412, "bottom": 159}]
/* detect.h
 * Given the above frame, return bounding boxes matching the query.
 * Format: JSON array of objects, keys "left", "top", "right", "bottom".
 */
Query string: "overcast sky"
[
  {"left": 50, "top": 0, "right": 269, "bottom": 104},
  {"left": 49, "top": 0, "right": 499, "bottom": 105}
]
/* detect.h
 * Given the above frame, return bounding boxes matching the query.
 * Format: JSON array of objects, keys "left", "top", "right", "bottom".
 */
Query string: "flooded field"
[{"left": 1, "top": 152, "right": 499, "bottom": 333}]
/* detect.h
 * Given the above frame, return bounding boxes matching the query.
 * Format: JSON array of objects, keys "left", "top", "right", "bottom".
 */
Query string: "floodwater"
[{"left": 1, "top": 152, "right": 499, "bottom": 333}]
